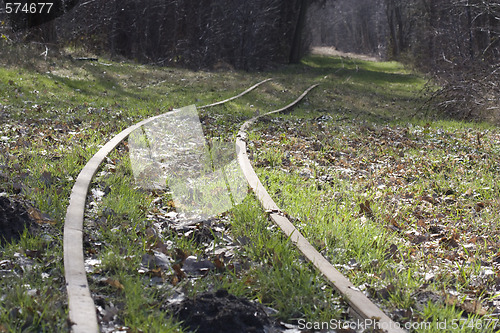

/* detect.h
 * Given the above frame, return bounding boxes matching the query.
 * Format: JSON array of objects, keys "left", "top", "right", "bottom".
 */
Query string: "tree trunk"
[{"left": 289, "top": 0, "right": 309, "bottom": 63}]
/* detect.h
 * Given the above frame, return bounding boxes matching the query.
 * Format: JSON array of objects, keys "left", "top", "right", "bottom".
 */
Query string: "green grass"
[
  {"left": 1, "top": 42, "right": 499, "bottom": 332},
  {"left": 0, "top": 230, "right": 67, "bottom": 332},
  {"left": 246, "top": 57, "right": 500, "bottom": 330},
  {"left": 76, "top": 142, "right": 345, "bottom": 331}
]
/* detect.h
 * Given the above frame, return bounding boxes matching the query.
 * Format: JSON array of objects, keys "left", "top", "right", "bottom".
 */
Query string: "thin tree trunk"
[{"left": 289, "top": 0, "right": 308, "bottom": 63}]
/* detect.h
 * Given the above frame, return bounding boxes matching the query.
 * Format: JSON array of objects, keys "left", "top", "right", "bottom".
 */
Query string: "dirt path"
[{"left": 310, "top": 46, "right": 381, "bottom": 62}]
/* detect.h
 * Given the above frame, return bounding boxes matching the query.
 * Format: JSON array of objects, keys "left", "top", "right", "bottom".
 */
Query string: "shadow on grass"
[
  {"left": 299, "top": 55, "right": 500, "bottom": 127},
  {"left": 301, "top": 55, "right": 422, "bottom": 86},
  {"left": 47, "top": 62, "right": 145, "bottom": 102}
]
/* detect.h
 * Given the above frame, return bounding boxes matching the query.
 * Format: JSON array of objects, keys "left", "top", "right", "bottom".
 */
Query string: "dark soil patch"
[
  {"left": 0, "top": 196, "right": 34, "bottom": 245},
  {"left": 169, "top": 289, "right": 270, "bottom": 333}
]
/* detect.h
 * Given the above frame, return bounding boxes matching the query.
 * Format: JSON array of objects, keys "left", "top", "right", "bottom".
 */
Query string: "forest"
[
  {"left": 310, "top": 0, "right": 500, "bottom": 122},
  {"left": 1, "top": 0, "right": 499, "bottom": 120}
]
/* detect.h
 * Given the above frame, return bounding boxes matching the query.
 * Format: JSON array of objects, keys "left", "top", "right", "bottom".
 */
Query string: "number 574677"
[{"left": 5, "top": 3, "right": 54, "bottom": 14}]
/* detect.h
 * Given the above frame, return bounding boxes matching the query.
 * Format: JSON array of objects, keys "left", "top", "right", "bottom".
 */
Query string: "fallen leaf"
[
  {"left": 105, "top": 278, "right": 124, "bottom": 290},
  {"left": 148, "top": 268, "right": 163, "bottom": 278},
  {"left": 28, "top": 207, "right": 56, "bottom": 225},
  {"left": 182, "top": 256, "right": 215, "bottom": 275},
  {"left": 440, "top": 232, "right": 459, "bottom": 248},
  {"left": 375, "top": 283, "right": 395, "bottom": 300},
  {"left": 213, "top": 255, "right": 225, "bottom": 272},
  {"left": 169, "top": 274, "right": 180, "bottom": 286},
  {"left": 172, "top": 263, "right": 186, "bottom": 280},
  {"left": 25, "top": 249, "right": 41, "bottom": 259},
  {"left": 461, "top": 300, "right": 488, "bottom": 315},
  {"left": 385, "top": 244, "right": 400, "bottom": 261},
  {"left": 174, "top": 248, "right": 188, "bottom": 262},
  {"left": 359, "top": 200, "right": 373, "bottom": 217},
  {"left": 40, "top": 171, "right": 53, "bottom": 186},
  {"left": 416, "top": 219, "right": 426, "bottom": 228},
  {"left": 421, "top": 195, "right": 437, "bottom": 205},
  {"left": 475, "top": 202, "right": 485, "bottom": 212},
  {"left": 445, "top": 294, "right": 458, "bottom": 306}
]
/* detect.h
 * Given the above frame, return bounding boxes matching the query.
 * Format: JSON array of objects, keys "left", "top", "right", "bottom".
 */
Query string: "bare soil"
[
  {"left": 0, "top": 197, "right": 33, "bottom": 245},
  {"left": 169, "top": 289, "right": 271, "bottom": 333}
]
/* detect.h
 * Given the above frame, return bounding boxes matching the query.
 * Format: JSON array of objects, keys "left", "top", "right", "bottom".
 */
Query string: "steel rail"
[
  {"left": 63, "top": 78, "right": 272, "bottom": 333},
  {"left": 235, "top": 85, "right": 408, "bottom": 333},
  {"left": 199, "top": 78, "right": 273, "bottom": 109}
]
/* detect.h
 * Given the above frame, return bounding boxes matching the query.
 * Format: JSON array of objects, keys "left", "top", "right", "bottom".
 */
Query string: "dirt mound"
[
  {"left": 170, "top": 289, "right": 270, "bottom": 333},
  {"left": 0, "top": 196, "right": 34, "bottom": 245}
]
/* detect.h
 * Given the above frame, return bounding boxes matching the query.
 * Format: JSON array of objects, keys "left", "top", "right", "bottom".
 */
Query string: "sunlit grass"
[
  {"left": 1, "top": 42, "right": 498, "bottom": 331},
  {"left": 248, "top": 109, "right": 499, "bottom": 330}
]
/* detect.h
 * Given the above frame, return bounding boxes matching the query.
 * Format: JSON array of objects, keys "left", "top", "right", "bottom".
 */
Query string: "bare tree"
[
  {"left": 47, "top": 0, "right": 311, "bottom": 70},
  {"left": 385, "top": 0, "right": 500, "bottom": 120},
  {"left": 1, "top": 0, "right": 81, "bottom": 43}
]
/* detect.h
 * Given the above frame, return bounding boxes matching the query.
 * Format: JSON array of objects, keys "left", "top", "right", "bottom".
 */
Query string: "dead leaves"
[
  {"left": 28, "top": 206, "right": 56, "bottom": 225},
  {"left": 359, "top": 200, "right": 374, "bottom": 218},
  {"left": 384, "top": 244, "right": 400, "bottom": 261},
  {"left": 445, "top": 295, "right": 488, "bottom": 316},
  {"left": 421, "top": 195, "right": 437, "bottom": 205},
  {"left": 182, "top": 256, "right": 215, "bottom": 276},
  {"left": 439, "top": 231, "right": 460, "bottom": 249},
  {"left": 104, "top": 278, "right": 124, "bottom": 291},
  {"left": 250, "top": 117, "right": 500, "bottom": 318}
]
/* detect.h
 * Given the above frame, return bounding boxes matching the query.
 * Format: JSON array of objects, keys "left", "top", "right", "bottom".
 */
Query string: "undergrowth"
[{"left": 1, "top": 42, "right": 498, "bottom": 332}]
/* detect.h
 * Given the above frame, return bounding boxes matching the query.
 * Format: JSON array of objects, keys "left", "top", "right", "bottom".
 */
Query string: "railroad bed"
[{"left": 64, "top": 79, "right": 406, "bottom": 333}]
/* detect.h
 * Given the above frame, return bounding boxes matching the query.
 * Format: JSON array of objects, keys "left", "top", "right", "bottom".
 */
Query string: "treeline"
[
  {"left": 387, "top": 0, "right": 499, "bottom": 68},
  {"left": 307, "top": 0, "right": 387, "bottom": 58},
  {"left": 386, "top": 0, "right": 500, "bottom": 120},
  {"left": 309, "top": 0, "right": 500, "bottom": 121},
  {"left": 1, "top": 0, "right": 311, "bottom": 70},
  {"left": 2, "top": 0, "right": 498, "bottom": 120}
]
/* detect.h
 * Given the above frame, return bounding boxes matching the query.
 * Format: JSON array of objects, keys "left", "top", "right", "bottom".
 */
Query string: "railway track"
[
  {"left": 64, "top": 79, "right": 406, "bottom": 332},
  {"left": 236, "top": 85, "right": 406, "bottom": 333},
  {"left": 64, "top": 78, "right": 272, "bottom": 333}
]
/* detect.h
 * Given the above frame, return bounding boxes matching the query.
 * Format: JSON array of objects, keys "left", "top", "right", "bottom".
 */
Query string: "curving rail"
[
  {"left": 64, "top": 113, "right": 167, "bottom": 333},
  {"left": 198, "top": 78, "right": 273, "bottom": 109},
  {"left": 63, "top": 78, "right": 272, "bottom": 333},
  {"left": 235, "top": 85, "right": 407, "bottom": 333},
  {"left": 64, "top": 78, "right": 406, "bottom": 333}
]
